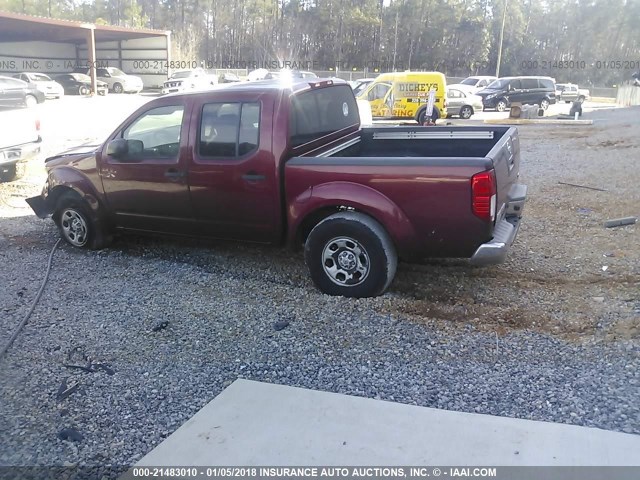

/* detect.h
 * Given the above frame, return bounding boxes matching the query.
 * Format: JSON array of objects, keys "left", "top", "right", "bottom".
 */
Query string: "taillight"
[
  {"left": 471, "top": 170, "right": 497, "bottom": 222},
  {"left": 35, "top": 119, "right": 41, "bottom": 131}
]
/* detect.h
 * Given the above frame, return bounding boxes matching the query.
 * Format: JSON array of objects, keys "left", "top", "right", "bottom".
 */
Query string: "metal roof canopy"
[
  {"left": 0, "top": 11, "right": 169, "bottom": 43},
  {"left": 0, "top": 11, "right": 170, "bottom": 92}
]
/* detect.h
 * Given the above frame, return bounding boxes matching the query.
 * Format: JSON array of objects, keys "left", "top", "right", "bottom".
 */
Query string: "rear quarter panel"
[{"left": 285, "top": 159, "right": 493, "bottom": 259}]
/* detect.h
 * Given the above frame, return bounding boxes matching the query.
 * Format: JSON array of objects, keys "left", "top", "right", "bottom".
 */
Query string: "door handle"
[
  {"left": 165, "top": 169, "right": 186, "bottom": 180},
  {"left": 242, "top": 172, "right": 266, "bottom": 182}
]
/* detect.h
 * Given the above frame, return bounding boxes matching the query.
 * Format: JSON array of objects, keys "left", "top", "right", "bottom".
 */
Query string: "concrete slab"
[{"left": 135, "top": 379, "right": 640, "bottom": 467}]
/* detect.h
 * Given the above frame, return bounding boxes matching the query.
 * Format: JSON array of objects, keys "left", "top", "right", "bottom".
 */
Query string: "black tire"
[
  {"left": 495, "top": 99, "right": 508, "bottom": 112},
  {"left": 78, "top": 85, "right": 90, "bottom": 96},
  {"left": 304, "top": 211, "right": 397, "bottom": 298},
  {"left": 0, "top": 164, "right": 18, "bottom": 183},
  {"left": 540, "top": 98, "right": 550, "bottom": 110},
  {"left": 460, "top": 105, "right": 474, "bottom": 119},
  {"left": 565, "top": 100, "right": 571, "bottom": 104},
  {"left": 416, "top": 106, "right": 441, "bottom": 124},
  {"left": 113, "top": 83, "right": 124, "bottom": 94},
  {"left": 578, "top": 95, "right": 585, "bottom": 102},
  {"left": 53, "top": 191, "right": 111, "bottom": 250}
]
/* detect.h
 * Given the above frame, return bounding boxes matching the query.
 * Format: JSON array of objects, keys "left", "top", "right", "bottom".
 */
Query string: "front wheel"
[
  {"left": 24, "top": 95, "right": 38, "bottom": 107},
  {"left": 416, "top": 106, "right": 441, "bottom": 124},
  {"left": 78, "top": 85, "right": 90, "bottom": 96},
  {"left": 113, "top": 83, "right": 124, "bottom": 94},
  {"left": 0, "top": 164, "right": 18, "bottom": 183},
  {"left": 460, "top": 105, "right": 474, "bottom": 119},
  {"left": 496, "top": 99, "right": 508, "bottom": 112},
  {"left": 540, "top": 98, "right": 550, "bottom": 110},
  {"left": 304, "top": 212, "right": 397, "bottom": 298},
  {"left": 54, "top": 192, "right": 111, "bottom": 249}
]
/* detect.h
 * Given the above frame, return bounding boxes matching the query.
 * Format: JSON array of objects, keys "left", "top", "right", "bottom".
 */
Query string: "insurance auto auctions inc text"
[{"left": 257, "top": 467, "right": 497, "bottom": 477}]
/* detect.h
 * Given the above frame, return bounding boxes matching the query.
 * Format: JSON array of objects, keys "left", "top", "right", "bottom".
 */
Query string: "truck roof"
[{"left": 163, "top": 78, "right": 349, "bottom": 99}]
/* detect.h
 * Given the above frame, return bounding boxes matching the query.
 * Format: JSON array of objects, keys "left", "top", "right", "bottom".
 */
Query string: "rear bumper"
[
  {"left": 470, "top": 183, "right": 527, "bottom": 266},
  {"left": 0, "top": 137, "right": 42, "bottom": 168}
]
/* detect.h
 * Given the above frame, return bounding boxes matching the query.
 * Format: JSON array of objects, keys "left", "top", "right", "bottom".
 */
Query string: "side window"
[
  {"left": 121, "top": 105, "right": 184, "bottom": 160},
  {"left": 447, "top": 89, "right": 461, "bottom": 98},
  {"left": 97, "top": 69, "right": 109, "bottom": 77},
  {"left": 540, "top": 79, "right": 555, "bottom": 90},
  {"left": 521, "top": 79, "right": 538, "bottom": 89},
  {"left": 478, "top": 80, "right": 487, "bottom": 87},
  {"left": 239, "top": 103, "right": 260, "bottom": 156},
  {"left": 199, "top": 102, "right": 260, "bottom": 158},
  {"left": 509, "top": 79, "right": 522, "bottom": 90}
]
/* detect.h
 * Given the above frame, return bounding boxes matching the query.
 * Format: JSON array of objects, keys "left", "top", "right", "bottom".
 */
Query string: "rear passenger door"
[
  {"left": 0, "top": 78, "right": 26, "bottom": 107},
  {"left": 187, "top": 97, "right": 280, "bottom": 243}
]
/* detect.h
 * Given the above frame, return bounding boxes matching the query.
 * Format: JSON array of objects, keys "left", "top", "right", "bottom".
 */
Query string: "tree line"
[{"left": 1, "top": 0, "right": 639, "bottom": 86}]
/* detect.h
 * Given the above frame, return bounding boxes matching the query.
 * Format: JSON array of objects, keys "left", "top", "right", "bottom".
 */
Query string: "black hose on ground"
[{"left": 0, "top": 238, "right": 62, "bottom": 360}]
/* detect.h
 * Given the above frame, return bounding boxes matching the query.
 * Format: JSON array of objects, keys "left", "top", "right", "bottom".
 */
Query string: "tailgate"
[{"left": 486, "top": 126, "right": 522, "bottom": 220}]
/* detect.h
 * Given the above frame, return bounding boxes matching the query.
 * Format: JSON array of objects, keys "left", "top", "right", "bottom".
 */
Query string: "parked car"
[
  {"left": 264, "top": 70, "right": 318, "bottom": 80},
  {"left": 446, "top": 87, "right": 483, "bottom": 119},
  {"left": 74, "top": 67, "right": 143, "bottom": 93},
  {"left": 477, "top": 76, "right": 556, "bottom": 112},
  {"left": 556, "top": 83, "right": 590, "bottom": 103},
  {"left": 13, "top": 72, "right": 64, "bottom": 99},
  {"left": 55, "top": 73, "right": 108, "bottom": 96},
  {"left": 0, "top": 76, "right": 45, "bottom": 108},
  {"left": 0, "top": 107, "right": 41, "bottom": 182},
  {"left": 449, "top": 76, "right": 497, "bottom": 93},
  {"left": 162, "top": 68, "right": 217, "bottom": 94},
  {"left": 27, "top": 78, "right": 527, "bottom": 298},
  {"left": 218, "top": 72, "right": 241, "bottom": 83}
]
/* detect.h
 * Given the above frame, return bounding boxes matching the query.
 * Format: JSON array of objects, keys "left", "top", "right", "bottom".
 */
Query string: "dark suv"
[{"left": 477, "top": 76, "right": 556, "bottom": 112}]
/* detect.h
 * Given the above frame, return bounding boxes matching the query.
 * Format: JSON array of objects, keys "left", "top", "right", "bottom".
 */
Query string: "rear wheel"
[
  {"left": 304, "top": 211, "right": 397, "bottom": 298},
  {"left": 460, "top": 105, "right": 474, "bottom": 119},
  {"left": 496, "top": 99, "right": 508, "bottom": 112},
  {"left": 53, "top": 192, "right": 111, "bottom": 249},
  {"left": 540, "top": 98, "right": 550, "bottom": 110},
  {"left": 78, "top": 85, "right": 90, "bottom": 96}
]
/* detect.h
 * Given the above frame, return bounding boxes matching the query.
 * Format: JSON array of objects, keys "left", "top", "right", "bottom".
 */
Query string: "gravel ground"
[{"left": 0, "top": 102, "right": 638, "bottom": 472}]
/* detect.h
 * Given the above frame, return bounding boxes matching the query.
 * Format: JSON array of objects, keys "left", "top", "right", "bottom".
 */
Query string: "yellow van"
[{"left": 356, "top": 71, "right": 447, "bottom": 123}]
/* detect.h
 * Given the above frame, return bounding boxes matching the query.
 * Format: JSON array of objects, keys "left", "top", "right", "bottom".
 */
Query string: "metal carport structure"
[{"left": 0, "top": 12, "right": 171, "bottom": 91}]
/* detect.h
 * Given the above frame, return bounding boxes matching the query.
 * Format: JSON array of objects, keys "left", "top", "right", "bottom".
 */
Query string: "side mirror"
[
  {"left": 106, "top": 139, "right": 128, "bottom": 158},
  {"left": 106, "top": 139, "right": 143, "bottom": 159}
]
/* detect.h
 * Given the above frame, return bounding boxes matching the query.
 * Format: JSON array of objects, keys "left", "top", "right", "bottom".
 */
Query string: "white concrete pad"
[{"left": 136, "top": 379, "right": 640, "bottom": 467}]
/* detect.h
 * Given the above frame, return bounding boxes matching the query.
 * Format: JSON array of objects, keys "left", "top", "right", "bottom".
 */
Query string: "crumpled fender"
[{"left": 33, "top": 165, "right": 104, "bottom": 218}]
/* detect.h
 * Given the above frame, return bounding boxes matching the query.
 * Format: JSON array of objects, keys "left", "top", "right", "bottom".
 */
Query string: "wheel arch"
[{"left": 288, "top": 181, "right": 417, "bottom": 258}]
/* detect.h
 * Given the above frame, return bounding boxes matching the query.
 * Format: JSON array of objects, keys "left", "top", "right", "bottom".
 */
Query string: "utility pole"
[
  {"left": 392, "top": 10, "right": 399, "bottom": 71},
  {"left": 496, "top": 0, "right": 508, "bottom": 77}
]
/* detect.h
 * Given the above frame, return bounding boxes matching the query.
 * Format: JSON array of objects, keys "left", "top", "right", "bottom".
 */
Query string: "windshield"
[
  {"left": 71, "top": 73, "right": 91, "bottom": 82},
  {"left": 29, "top": 73, "right": 53, "bottom": 82},
  {"left": 353, "top": 81, "right": 372, "bottom": 96},
  {"left": 108, "top": 67, "right": 126, "bottom": 76},
  {"left": 461, "top": 77, "right": 479, "bottom": 86},
  {"left": 170, "top": 71, "right": 193, "bottom": 79},
  {"left": 486, "top": 78, "right": 510, "bottom": 89}
]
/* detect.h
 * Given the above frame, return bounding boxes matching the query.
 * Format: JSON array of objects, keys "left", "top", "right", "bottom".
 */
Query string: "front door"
[
  {"left": 99, "top": 102, "right": 196, "bottom": 234},
  {"left": 187, "top": 97, "right": 280, "bottom": 243}
]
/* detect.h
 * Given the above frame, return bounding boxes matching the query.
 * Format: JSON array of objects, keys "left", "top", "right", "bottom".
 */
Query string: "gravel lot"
[{"left": 0, "top": 97, "right": 638, "bottom": 472}]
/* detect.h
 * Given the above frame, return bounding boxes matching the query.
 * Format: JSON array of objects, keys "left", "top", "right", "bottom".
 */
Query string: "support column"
[{"left": 86, "top": 27, "right": 97, "bottom": 95}]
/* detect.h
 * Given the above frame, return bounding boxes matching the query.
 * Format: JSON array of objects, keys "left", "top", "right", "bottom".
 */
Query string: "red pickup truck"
[{"left": 27, "top": 79, "right": 527, "bottom": 298}]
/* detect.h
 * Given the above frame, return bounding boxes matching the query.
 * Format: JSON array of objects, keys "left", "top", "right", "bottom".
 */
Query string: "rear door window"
[
  {"left": 509, "top": 79, "right": 522, "bottom": 90},
  {"left": 521, "top": 79, "right": 539, "bottom": 89},
  {"left": 289, "top": 85, "right": 359, "bottom": 147},
  {"left": 199, "top": 102, "right": 260, "bottom": 158}
]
